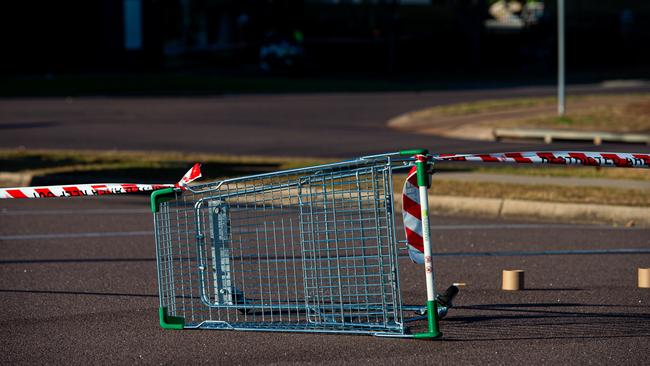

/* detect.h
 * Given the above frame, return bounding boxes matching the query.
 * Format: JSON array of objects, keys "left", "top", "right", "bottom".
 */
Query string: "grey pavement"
[
  {"left": 2, "top": 86, "right": 650, "bottom": 364},
  {"left": 1, "top": 196, "right": 649, "bottom": 365},
  {"left": 2, "top": 85, "right": 650, "bottom": 158}
]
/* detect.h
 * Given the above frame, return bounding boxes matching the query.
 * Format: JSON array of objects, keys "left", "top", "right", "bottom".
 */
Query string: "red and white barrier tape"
[
  {"left": 176, "top": 163, "right": 202, "bottom": 188},
  {"left": 402, "top": 165, "right": 425, "bottom": 264},
  {"left": 403, "top": 150, "right": 649, "bottom": 262},
  {"left": 432, "top": 151, "right": 650, "bottom": 168},
  {"left": 0, "top": 163, "right": 202, "bottom": 199}
]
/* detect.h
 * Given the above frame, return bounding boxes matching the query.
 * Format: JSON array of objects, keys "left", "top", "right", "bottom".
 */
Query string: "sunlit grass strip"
[{"left": 394, "top": 177, "right": 650, "bottom": 207}]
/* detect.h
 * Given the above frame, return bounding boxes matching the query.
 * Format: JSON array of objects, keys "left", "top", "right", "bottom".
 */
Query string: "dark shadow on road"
[
  {"left": 456, "top": 303, "right": 650, "bottom": 310},
  {"left": 438, "top": 302, "right": 650, "bottom": 341},
  {"left": 0, "top": 258, "right": 155, "bottom": 265},
  {"left": 28, "top": 161, "right": 281, "bottom": 186},
  {"left": 441, "top": 334, "right": 650, "bottom": 342},
  {"left": 513, "top": 288, "right": 584, "bottom": 291},
  {"left": 0, "top": 288, "right": 157, "bottom": 298},
  {"left": 0, "top": 121, "right": 60, "bottom": 130}
]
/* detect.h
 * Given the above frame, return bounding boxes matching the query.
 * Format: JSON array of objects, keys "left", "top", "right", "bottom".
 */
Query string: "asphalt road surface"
[
  {"left": 1, "top": 85, "right": 649, "bottom": 157},
  {"left": 1, "top": 196, "right": 649, "bottom": 365},
  {"left": 1, "top": 86, "right": 649, "bottom": 364}
]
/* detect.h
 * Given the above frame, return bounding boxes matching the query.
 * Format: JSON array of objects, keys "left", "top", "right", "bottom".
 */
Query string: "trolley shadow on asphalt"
[
  {"left": 449, "top": 303, "right": 650, "bottom": 322},
  {"left": 439, "top": 303, "right": 650, "bottom": 341},
  {"left": 509, "top": 288, "right": 583, "bottom": 291},
  {"left": 454, "top": 302, "right": 650, "bottom": 312}
]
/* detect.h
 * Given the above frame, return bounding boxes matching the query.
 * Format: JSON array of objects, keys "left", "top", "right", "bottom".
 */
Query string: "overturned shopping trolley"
[{"left": 152, "top": 149, "right": 445, "bottom": 338}]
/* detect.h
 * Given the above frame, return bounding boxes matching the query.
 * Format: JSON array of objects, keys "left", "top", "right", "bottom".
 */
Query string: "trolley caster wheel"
[
  {"left": 435, "top": 285, "right": 459, "bottom": 319},
  {"left": 436, "top": 285, "right": 459, "bottom": 309},
  {"left": 414, "top": 285, "right": 460, "bottom": 319}
]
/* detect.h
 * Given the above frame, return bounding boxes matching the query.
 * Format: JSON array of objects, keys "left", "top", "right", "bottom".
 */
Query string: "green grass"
[{"left": 555, "top": 116, "right": 574, "bottom": 126}]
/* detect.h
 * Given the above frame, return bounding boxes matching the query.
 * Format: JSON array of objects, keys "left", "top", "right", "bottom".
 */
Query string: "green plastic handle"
[{"left": 399, "top": 149, "right": 429, "bottom": 156}]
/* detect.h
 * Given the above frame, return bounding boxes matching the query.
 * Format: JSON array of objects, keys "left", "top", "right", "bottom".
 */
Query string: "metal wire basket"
[{"left": 152, "top": 149, "right": 442, "bottom": 338}]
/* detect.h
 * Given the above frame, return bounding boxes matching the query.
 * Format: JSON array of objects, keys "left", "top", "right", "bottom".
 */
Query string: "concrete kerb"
[
  {"left": 395, "top": 194, "right": 650, "bottom": 227},
  {"left": 503, "top": 199, "right": 650, "bottom": 226}
]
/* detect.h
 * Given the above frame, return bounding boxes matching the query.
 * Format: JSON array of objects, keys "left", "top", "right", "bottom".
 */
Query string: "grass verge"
[
  {"left": 2, "top": 149, "right": 647, "bottom": 207},
  {"left": 399, "top": 93, "right": 650, "bottom": 134},
  {"left": 501, "top": 96, "right": 650, "bottom": 132},
  {"left": 435, "top": 162, "right": 650, "bottom": 181},
  {"left": 426, "top": 96, "right": 563, "bottom": 116},
  {"left": 428, "top": 179, "right": 650, "bottom": 207},
  {"left": 392, "top": 174, "right": 650, "bottom": 207}
]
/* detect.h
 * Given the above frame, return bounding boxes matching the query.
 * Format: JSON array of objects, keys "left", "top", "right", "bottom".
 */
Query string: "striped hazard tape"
[
  {"left": 431, "top": 151, "right": 650, "bottom": 168},
  {"left": 0, "top": 163, "right": 201, "bottom": 199},
  {"left": 402, "top": 150, "right": 649, "bottom": 264},
  {"left": 402, "top": 165, "right": 425, "bottom": 264}
]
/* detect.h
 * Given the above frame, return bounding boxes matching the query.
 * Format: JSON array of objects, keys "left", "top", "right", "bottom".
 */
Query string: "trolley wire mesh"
[{"left": 154, "top": 156, "right": 409, "bottom": 335}]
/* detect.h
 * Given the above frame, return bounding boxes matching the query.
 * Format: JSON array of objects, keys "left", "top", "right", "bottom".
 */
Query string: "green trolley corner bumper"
[
  {"left": 151, "top": 188, "right": 177, "bottom": 213},
  {"left": 153, "top": 188, "right": 185, "bottom": 330},
  {"left": 159, "top": 307, "right": 184, "bottom": 330}
]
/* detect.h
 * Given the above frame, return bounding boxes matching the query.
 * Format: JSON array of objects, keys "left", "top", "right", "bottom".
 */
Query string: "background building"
[{"left": 2, "top": 0, "right": 649, "bottom": 80}]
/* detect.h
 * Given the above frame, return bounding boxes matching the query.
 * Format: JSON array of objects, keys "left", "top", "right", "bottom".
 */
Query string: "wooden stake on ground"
[
  {"left": 639, "top": 268, "right": 650, "bottom": 288},
  {"left": 502, "top": 270, "right": 525, "bottom": 291}
]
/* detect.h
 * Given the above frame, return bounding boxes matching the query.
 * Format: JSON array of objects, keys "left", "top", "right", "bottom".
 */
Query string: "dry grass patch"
[
  {"left": 468, "top": 165, "right": 650, "bottom": 181},
  {"left": 393, "top": 174, "right": 650, "bottom": 207},
  {"left": 431, "top": 180, "right": 650, "bottom": 207},
  {"left": 390, "top": 93, "right": 650, "bottom": 137},
  {"left": 497, "top": 96, "right": 650, "bottom": 133}
]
